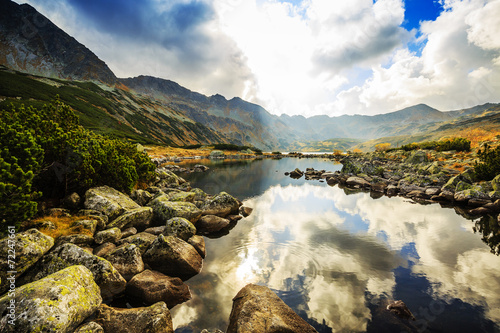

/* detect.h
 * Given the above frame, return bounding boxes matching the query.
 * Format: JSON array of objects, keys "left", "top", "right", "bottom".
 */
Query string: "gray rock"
[
  {"left": 166, "top": 191, "right": 196, "bottom": 202},
  {"left": 131, "top": 189, "right": 153, "bottom": 206},
  {"left": 227, "top": 284, "right": 317, "bottom": 333},
  {"left": 188, "top": 235, "right": 206, "bottom": 259},
  {"left": 0, "top": 229, "right": 54, "bottom": 294},
  {"left": 406, "top": 150, "right": 428, "bottom": 164},
  {"left": 105, "top": 243, "right": 144, "bottom": 281},
  {"left": 56, "top": 234, "right": 94, "bottom": 247},
  {"left": 126, "top": 270, "right": 191, "bottom": 307},
  {"left": 74, "top": 322, "right": 104, "bottom": 333},
  {"left": 144, "top": 226, "right": 166, "bottom": 235},
  {"left": 93, "top": 242, "right": 117, "bottom": 258},
  {"left": 239, "top": 206, "right": 253, "bottom": 217},
  {"left": 95, "top": 302, "right": 174, "bottom": 333},
  {"left": 84, "top": 186, "right": 140, "bottom": 220},
  {"left": 18, "top": 243, "right": 126, "bottom": 300},
  {"left": 196, "top": 215, "right": 230, "bottom": 235},
  {"left": 95, "top": 227, "right": 122, "bottom": 245},
  {"left": 116, "top": 232, "right": 158, "bottom": 255},
  {"left": 201, "top": 192, "right": 240, "bottom": 217},
  {"left": 143, "top": 235, "right": 203, "bottom": 280},
  {"left": 121, "top": 227, "right": 138, "bottom": 239},
  {"left": 71, "top": 219, "right": 98, "bottom": 235},
  {"left": 0, "top": 265, "right": 101, "bottom": 333},
  {"left": 107, "top": 207, "right": 153, "bottom": 230},
  {"left": 62, "top": 192, "right": 81, "bottom": 210},
  {"left": 164, "top": 217, "right": 197, "bottom": 241},
  {"left": 346, "top": 176, "right": 371, "bottom": 188},
  {"left": 148, "top": 195, "right": 202, "bottom": 224}
]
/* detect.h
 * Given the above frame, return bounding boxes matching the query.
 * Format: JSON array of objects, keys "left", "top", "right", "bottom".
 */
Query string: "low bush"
[{"left": 474, "top": 143, "right": 500, "bottom": 180}]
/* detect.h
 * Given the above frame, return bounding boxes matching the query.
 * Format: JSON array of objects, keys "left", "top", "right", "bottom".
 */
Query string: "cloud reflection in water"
[{"left": 172, "top": 183, "right": 500, "bottom": 332}]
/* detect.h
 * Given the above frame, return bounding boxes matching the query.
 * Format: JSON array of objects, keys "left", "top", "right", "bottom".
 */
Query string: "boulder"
[
  {"left": 71, "top": 219, "right": 98, "bottom": 235},
  {"left": 239, "top": 206, "right": 253, "bottom": 217},
  {"left": 84, "top": 186, "right": 140, "bottom": 221},
  {"left": 164, "top": 217, "right": 196, "bottom": 241},
  {"left": 167, "top": 191, "right": 196, "bottom": 202},
  {"left": 106, "top": 207, "right": 153, "bottom": 230},
  {"left": 289, "top": 168, "right": 304, "bottom": 179},
  {"left": 143, "top": 235, "right": 203, "bottom": 280},
  {"left": 0, "top": 229, "right": 54, "bottom": 294},
  {"left": 196, "top": 215, "right": 230, "bottom": 235},
  {"left": 454, "top": 185, "right": 490, "bottom": 203},
  {"left": 95, "top": 227, "right": 122, "bottom": 245},
  {"left": 121, "top": 227, "right": 137, "bottom": 238},
  {"left": 105, "top": 243, "right": 144, "bottom": 281},
  {"left": 62, "top": 192, "right": 81, "bottom": 210},
  {"left": 126, "top": 270, "right": 191, "bottom": 307},
  {"left": 130, "top": 189, "right": 153, "bottom": 206},
  {"left": 144, "top": 226, "right": 166, "bottom": 235},
  {"left": 0, "top": 265, "right": 101, "bottom": 333},
  {"left": 227, "top": 284, "right": 317, "bottom": 333},
  {"left": 95, "top": 302, "right": 173, "bottom": 333},
  {"left": 18, "top": 243, "right": 126, "bottom": 300},
  {"left": 188, "top": 235, "right": 206, "bottom": 259},
  {"left": 94, "top": 242, "right": 117, "bottom": 258},
  {"left": 148, "top": 195, "right": 202, "bottom": 224},
  {"left": 56, "top": 234, "right": 94, "bottom": 247},
  {"left": 201, "top": 192, "right": 240, "bottom": 217},
  {"left": 74, "top": 322, "right": 104, "bottom": 333},
  {"left": 346, "top": 176, "right": 371, "bottom": 188},
  {"left": 406, "top": 150, "right": 428, "bottom": 164},
  {"left": 117, "top": 232, "right": 157, "bottom": 255}
]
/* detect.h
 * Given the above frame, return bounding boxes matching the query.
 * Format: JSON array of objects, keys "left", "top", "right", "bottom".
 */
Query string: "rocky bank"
[{"left": 0, "top": 167, "right": 316, "bottom": 333}]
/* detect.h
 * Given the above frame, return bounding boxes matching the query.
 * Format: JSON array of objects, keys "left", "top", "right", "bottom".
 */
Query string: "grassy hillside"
[
  {"left": 288, "top": 138, "right": 364, "bottom": 152},
  {"left": 353, "top": 104, "right": 500, "bottom": 152},
  {"left": 0, "top": 67, "right": 227, "bottom": 146}
]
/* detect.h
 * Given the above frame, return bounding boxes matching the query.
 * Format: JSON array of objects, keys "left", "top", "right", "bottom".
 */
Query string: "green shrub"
[
  {"left": 436, "top": 138, "right": 471, "bottom": 152},
  {"left": 474, "top": 143, "right": 500, "bottom": 180},
  {"left": 401, "top": 143, "right": 419, "bottom": 151},
  {"left": 0, "top": 101, "right": 156, "bottom": 227},
  {"left": 0, "top": 120, "right": 43, "bottom": 229}
]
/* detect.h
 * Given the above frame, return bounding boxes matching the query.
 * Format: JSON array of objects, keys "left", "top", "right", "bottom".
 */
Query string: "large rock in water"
[
  {"left": 126, "top": 269, "right": 191, "bottom": 308},
  {"left": 227, "top": 284, "right": 318, "bottom": 333},
  {"left": 95, "top": 302, "right": 173, "bottom": 333},
  {"left": 201, "top": 192, "right": 240, "bottom": 217},
  {"left": 0, "top": 229, "right": 54, "bottom": 294},
  {"left": 148, "top": 195, "right": 202, "bottom": 224},
  {"left": 143, "top": 234, "right": 203, "bottom": 280},
  {"left": 18, "top": 243, "right": 126, "bottom": 300},
  {"left": 84, "top": 186, "right": 140, "bottom": 221},
  {"left": 196, "top": 215, "right": 230, "bottom": 235},
  {"left": 0, "top": 265, "right": 102, "bottom": 333}
]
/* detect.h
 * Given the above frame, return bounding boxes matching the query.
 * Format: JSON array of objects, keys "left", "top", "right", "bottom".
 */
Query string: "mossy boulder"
[
  {"left": 406, "top": 150, "right": 429, "bottom": 164},
  {"left": 95, "top": 227, "right": 122, "bottom": 245},
  {"left": 166, "top": 191, "right": 196, "bottom": 202},
  {"left": 116, "top": 232, "right": 157, "bottom": 255},
  {"left": 95, "top": 302, "right": 173, "bottom": 333},
  {"left": 227, "top": 284, "right": 317, "bottom": 333},
  {"left": 143, "top": 235, "right": 203, "bottom": 280},
  {"left": 74, "top": 321, "right": 104, "bottom": 333},
  {"left": 201, "top": 192, "right": 240, "bottom": 217},
  {"left": 0, "top": 265, "right": 101, "bottom": 333},
  {"left": 148, "top": 195, "right": 202, "bottom": 224},
  {"left": 105, "top": 243, "right": 144, "bottom": 281},
  {"left": 0, "top": 229, "right": 54, "bottom": 294},
  {"left": 454, "top": 184, "right": 491, "bottom": 203},
  {"left": 84, "top": 186, "right": 140, "bottom": 221},
  {"left": 106, "top": 207, "right": 153, "bottom": 230},
  {"left": 18, "top": 243, "right": 126, "bottom": 300},
  {"left": 164, "top": 217, "right": 196, "bottom": 241}
]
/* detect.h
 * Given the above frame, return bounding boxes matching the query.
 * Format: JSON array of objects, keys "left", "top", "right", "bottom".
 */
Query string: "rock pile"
[{"left": 0, "top": 167, "right": 254, "bottom": 332}]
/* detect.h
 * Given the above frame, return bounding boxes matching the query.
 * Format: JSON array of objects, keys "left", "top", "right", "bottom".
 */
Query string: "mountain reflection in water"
[{"left": 171, "top": 158, "right": 500, "bottom": 333}]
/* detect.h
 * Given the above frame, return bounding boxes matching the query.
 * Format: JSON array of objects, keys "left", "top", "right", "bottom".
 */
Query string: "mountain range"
[{"left": 1, "top": 0, "right": 499, "bottom": 151}]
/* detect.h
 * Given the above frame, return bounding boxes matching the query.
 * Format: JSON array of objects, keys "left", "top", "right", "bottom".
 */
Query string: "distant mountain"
[
  {"left": 0, "top": 0, "right": 116, "bottom": 84},
  {"left": 1, "top": 0, "right": 499, "bottom": 151}
]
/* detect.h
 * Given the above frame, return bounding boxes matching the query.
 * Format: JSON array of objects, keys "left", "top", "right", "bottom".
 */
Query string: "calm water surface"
[{"left": 170, "top": 158, "right": 500, "bottom": 333}]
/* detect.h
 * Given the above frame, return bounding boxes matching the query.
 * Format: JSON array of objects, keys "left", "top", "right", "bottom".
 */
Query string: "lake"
[{"left": 170, "top": 157, "right": 500, "bottom": 333}]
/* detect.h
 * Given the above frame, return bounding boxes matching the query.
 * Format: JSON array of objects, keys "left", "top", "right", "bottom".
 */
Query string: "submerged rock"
[
  {"left": 0, "top": 229, "right": 54, "bottom": 294},
  {"left": 227, "top": 284, "right": 317, "bottom": 333},
  {"left": 95, "top": 302, "right": 173, "bottom": 333},
  {"left": 0, "top": 265, "right": 101, "bottom": 333}
]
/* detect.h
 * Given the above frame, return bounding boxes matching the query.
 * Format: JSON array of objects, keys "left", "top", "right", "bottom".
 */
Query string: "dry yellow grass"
[
  {"left": 146, "top": 145, "right": 211, "bottom": 158},
  {"left": 32, "top": 215, "right": 95, "bottom": 240}
]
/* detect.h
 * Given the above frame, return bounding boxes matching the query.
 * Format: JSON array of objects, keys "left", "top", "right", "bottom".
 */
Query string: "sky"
[{"left": 13, "top": 0, "right": 500, "bottom": 117}]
